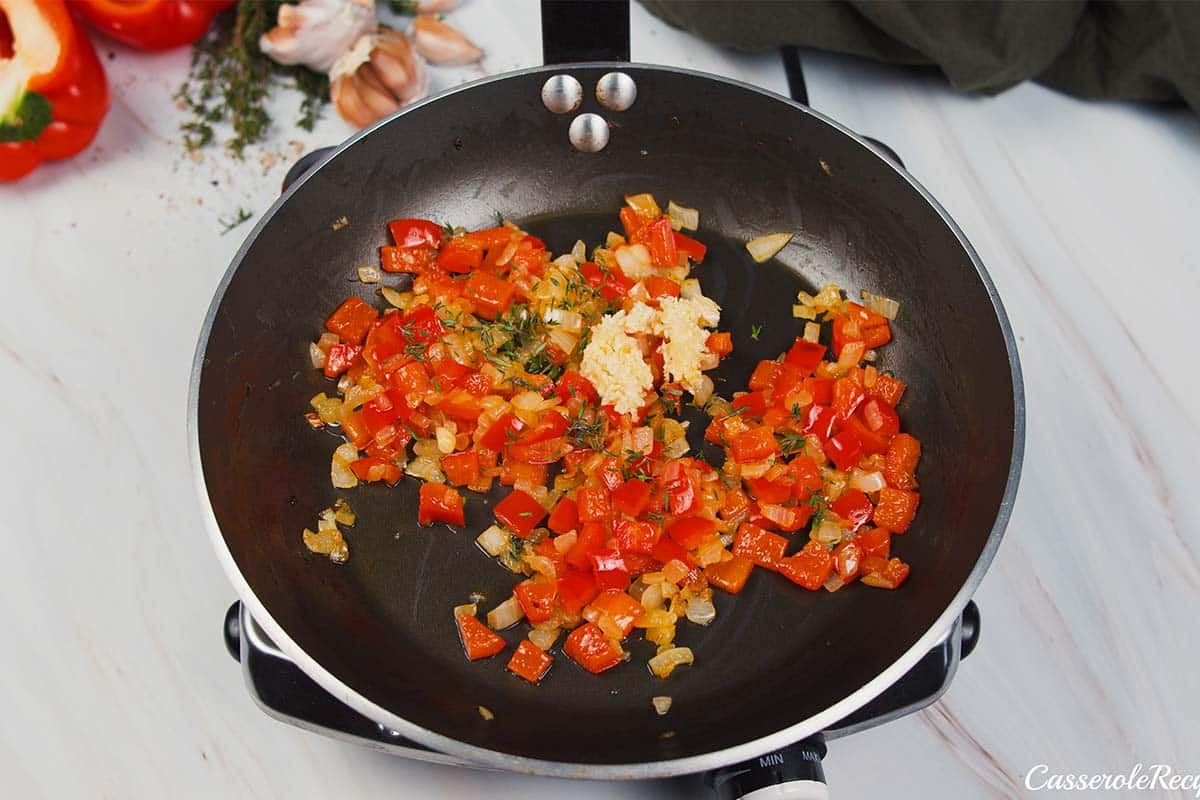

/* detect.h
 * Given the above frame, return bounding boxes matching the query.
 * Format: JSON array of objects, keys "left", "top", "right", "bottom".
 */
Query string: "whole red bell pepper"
[
  {"left": 76, "top": 0, "right": 234, "bottom": 51},
  {"left": 1, "top": 0, "right": 109, "bottom": 181}
]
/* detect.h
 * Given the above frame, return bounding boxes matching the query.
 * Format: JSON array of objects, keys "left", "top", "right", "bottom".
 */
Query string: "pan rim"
[{"left": 188, "top": 60, "right": 1025, "bottom": 779}]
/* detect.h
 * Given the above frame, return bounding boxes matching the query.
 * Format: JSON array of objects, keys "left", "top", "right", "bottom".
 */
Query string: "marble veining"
[{"left": 2, "top": 1, "right": 1197, "bottom": 798}]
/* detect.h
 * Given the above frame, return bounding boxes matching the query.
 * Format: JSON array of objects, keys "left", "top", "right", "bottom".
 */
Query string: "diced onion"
[
  {"left": 662, "top": 560, "right": 689, "bottom": 584},
  {"left": 662, "top": 437, "right": 690, "bottom": 459},
  {"left": 745, "top": 232, "right": 793, "bottom": 263},
  {"left": 331, "top": 443, "right": 358, "bottom": 489},
  {"left": 648, "top": 647, "right": 694, "bottom": 678},
  {"left": 487, "top": 596, "right": 524, "bottom": 630},
  {"left": 652, "top": 696, "right": 673, "bottom": 715},
  {"left": 624, "top": 193, "right": 661, "bottom": 218},
  {"left": 834, "top": 340, "right": 866, "bottom": 374},
  {"left": 406, "top": 455, "right": 444, "bottom": 483},
  {"left": 823, "top": 574, "right": 846, "bottom": 593},
  {"left": 685, "top": 597, "right": 716, "bottom": 626},
  {"left": 453, "top": 603, "right": 478, "bottom": 618},
  {"left": 309, "top": 342, "right": 327, "bottom": 369},
  {"left": 605, "top": 231, "right": 626, "bottom": 249},
  {"left": 548, "top": 328, "right": 579, "bottom": 357},
  {"left": 849, "top": 469, "right": 887, "bottom": 493},
  {"left": 792, "top": 304, "right": 816, "bottom": 320},
  {"left": 477, "top": 527, "right": 510, "bottom": 559},
  {"left": 614, "top": 243, "right": 652, "bottom": 276},
  {"left": 812, "top": 520, "right": 843, "bottom": 547},
  {"left": 525, "top": 555, "right": 558, "bottom": 579},
  {"left": 803, "top": 322, "right": 821, "bottom": 343},
  {"left": 357, "top": 266, "right": 380, "bottom": 283},
  {"left": 380, "top": 286, "right": 406, "bottom": 308},
  {"left": 635, "top": 608, "right": 676, "bottom": 629},
  {"left": 317, "top": 332, "right": 340, "bottom": 351},
  {"left": 861, "top": 290, "right": 901, "bottom": 320},
  {"left": 544, "top": 307, "right": 584, "bottom": 333},
  {"left": 691, "top": 374, "right": 714, "bottom": 407},
  {"left": 640, "top": 582, "right": 664, "bottom": 610},
  {"left": 552, "top": 530, "right": 577, "bottom": 554},
  {"left": 478, "top": 705, "right": 494, "bottom": 721},
  {"left": 333, "top": 498, "right": 355, "bottom": 526},
  {"left": 667, "top": 201, "right": 698, "bottom": 231},
  {"left": 529, "top": 627, "right": 559, "bottom": 650},
  {"left": 571, "top": 239, "right": 587, "bottom": 264},
  {"left": 679, "top": 278, "right": 702, "bottom": 300}
]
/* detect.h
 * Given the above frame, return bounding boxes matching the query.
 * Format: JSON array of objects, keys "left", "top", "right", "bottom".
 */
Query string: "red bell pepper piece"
[
  {"left": 324, "top": 296, "right": 378, "bottom": 346},
  {"left": 730, "top": 426, "right": 781, "bottom": 464},
  {"left": 380, "top": 244, "right": 436, "bottom": 273},
  {"left": 323, "top": 343, "right": 361, "bottom": 378},
  {"left": 610, "top": 479, "right": 652, "bottom": 518},
  {"left": 660, "top": 462, "right": 698, "bottom": 516},
  {"left": 566, "top": 522, "right": 606, "bottom": 570},
  {"left": 872, "top": 487, "right": 919, "bottom": 533},
  {"left": 884, "top": 433, "right": 921, "bottom": 490},
  {"left": 642, "top": 218, "right": 678, "bottom": 267},
  {"left": 564, "top": 622, "right": 622, "bottom": 674},
  {"left": 580, "top": 260, "right": 635, "bottom": 300},
  {"left": 589, "top": 548, "right": 630, "bottom": 591},
  {"left": 555, "top": 369, "right": 598, "bottom": 404},
  {"left": 513, "top": 579, "right": 557, "bottom": 624},
  {"left": 778, "top": 540, "right": 834, "bottom": 590},
  {"left": 437, "top": 236, "right": 483, "bottom": 273},
  {"left": 784, "top": 339, "right": 826, "bottom": 376},
  {"left": 555, "top": 569, "right": 599, "bottom": 615},
  {"left": 861, "top": 556, "right": 911, "bottom": 590},
  {"left": 805, "top": 377, "right": 835, "bottom": 406},
  {"left": 731, "top": 390, "right": 768, "bottom": 418},
  {"left": 464, "top": 271, "right": 516, "bottom": 319},
  {"left": 758, "top": 502, "right": 812, "bottom": 532},
  {"left": 651, "top": 536, "right": 691, "bottom": 568},
  {"left": 824, "top": 428, "right": 866, "bottom": 471},
  {"left": 77, "top": 0, "right": 233, "bottom": 50},
  {"left": 440, "top": 450, "right": 480, "bottom": 487},
  {"left": 789, "top": 455, "right": 823, "bottom": 501},
  {"left": 575, "top": 486, "right": 611, "bottom": 523},
  {"left": 745, "top": 474, "right": 793, "bottom": 505},
  {"left": 349, "top": 457, "right": 402, "bottom": 485},
  {"left": 1, "top": 0, "right": 109, "bottom": 181},
  {"left": 584, "top": 589, "right": 644, "bottom": 637},
  {"left": 388, "top": 218, "right": 443, "bottom": 248},
  {"left": 667, "top": 517, "right": 718, "bottom": 551},
  {"left": 417, "top": 482, "right": 465, "bottom": 527},
  {"left": 868, "top": 373, "right": 906, "bottom": 407},
  {"left": 856, "top": 526, "right": 891, "bottom": 559},
  {"left": 547, "top": 496, "right": 579, "bottom": 534},
  {"left": 833, "top": 539, "right": 863, "bottom": 582},
  {"left": 673, "top": 231, "right": 707, "bottom": 263},
  {"left": 500, "top": 460, "right": 546, "bottom": 487},
  {"left": 455, "top": 609, "right": 506, "bottom": 661},
  {"left": 831, "top": 489, "right": 873, "bottom": 532},
  {"left": 493, "top": 489, "right": 547, "bottom": 537},
  {"left": 611, "top": 517, "right": 660, "bottom": 555},
  {"left": 644, "top": 276, "right": 681, "bottom": 300},
  {"left": 478, "top": 412, "right": 525, "bottom": 450},
  {"left": 732, "top": 522, "right": 787, "bottom": 570},
  {"left": 705, "top": 554, "right": 754, "bottom": 594},
  {"left": 619, "top": 206, "right": 647, "bottom": 240},
  {"left": 843, "top": 414, "right": 891, "bottom": 456},
  {"left": 833, "top": 377, "right": 867, "bottom": 421},
  {"left": 861, "top": 397, "right": 900, "bottom": 439},
  {"left": 748, "top": 360, "right": 783, "bottom": 392},
  {"left": 706, "top": 331, "right": 733, "bottom": 356},
  {"left": 505, "top": 437, "right": 566, "bottom": 465},
  {"left": 507, "top": 640, "right": 553, "bottom": 684}
]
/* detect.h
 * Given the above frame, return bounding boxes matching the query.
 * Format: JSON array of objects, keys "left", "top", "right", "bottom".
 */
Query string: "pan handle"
[
  {"left": 540, "top": 0, "right": 630, "bottom": 64},
  {"left": 707, "top": 734, "right": 828, "bottom": 800}
]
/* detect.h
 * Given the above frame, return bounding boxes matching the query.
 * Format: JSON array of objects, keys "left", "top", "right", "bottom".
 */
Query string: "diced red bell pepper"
[
  {"left": 440, "top": 450, "right": 480, "bottom": 487},
  {"left": 390, "top": 361, "right": 431, "bottom": 396},
  {"left": 323, "top": 343, "right": 361, "bottom": 378},
  {"left": 660, "top": 463, "right": 698, "bottom": 516},
  {"left": 824, "top": 428, "right": 866, "bottom": 471},
  {"left": 790, "top": 455, "right": 824, "bottom": 501},
  {"left": 644, "top": 276, "right": 681, "bottom": 300},
  {"left": 464, "top": 271, "right": 516, "bottom": 319},
  {"left": 417, "top": 482, "right": 465, "bottom": 527},
  {"left": 732, "top": 522, "right": 788, "bottom": 569},
  {"left": 501, "top": 459, "right": 552, "bottom": 486},
  {"left": 746, "top": 474, "right": 794, "bottom": 505},
  {"left": 506, "top": 437, "right": 566, "bottom": 465},
  {"left": 619, "top": 206, "right": 648, "bottom": 240},
  {"left": 463, "top": 226, "right": 515, "bottom": 250},
  {"left": 513, "top": 579, "right": 557, "bottom": 624},
  {"left": 556, "top": 569, "right": 600, "bottom": 615},
  {"left": 833, "top": 540, "right": 864, "bottom": 582},
  {"left": 872, "top": 488, "right": 919, "bottom": 533},
  {"left": 566, "top": 522, "right": 606, "bottom": 570},
  {"left": 861, "top": 556, "right": 911, "bottom": 590},
  {"left": 590, "top": 548, "right": 630, "bottom": 591},
  {"left": 389, "top": 218, "right": 443, "bottom": 249},
  {"left": 884, "top": 433, "right": 921, "bottom": 490},
  {"left": 856, "top": 527, "right": 891, "bottom": 559},
  {"left": 455, "top": 610, "right": 506, "bottom": 660},
  {"left": 778, "top": 540, "right": 834, "bottom": 590},
  {"left": 833, "top": 377, "right": 867, "bottom": 421},
  {"left": 515, "top": 410, "right": 568, "bottom": 445},
  {"left": 800, "top": 405, "right": 837, "bottom": 440},
  {"left": 437, "top": 237, "right": 484, "bottom": 273},
  {"left": 730, "top": 426, "right": 781, "bottom": 464},
  {"left": 705, "top": 554, "right": 755, "bottom": 594},
  {"left": 706, "top": 331, "right": 733, "bottom": 356},
  {"left": 642, "top": 218, "right": 678, "bottom": 267},
  {"left": 731, "top": 390, "right": 768, "bottom": 418},
  {"left": 667, "top": 517, "right": 718, "bottom": 551},
  {"left": 349, "top": 457, "right": 403, "bottom": 484},
  {"left": 611, "top": 479, "right": 652, "bottom": 517},
  {"left": 831, "top": 489, "right": 874, "bottom": 532},
  {"left": 673, "top": 231, "right": 707, "bottom": 263},
  {"left": 612, "top": 518, "right": 660, "bottom": 555},
  {"left": 576, "top": 486, "right": 611, "bottom": 523},
  {"left": 462, "top": 371, "right": 493, "bottom": 397},
  {"left": 547, "top": 497, "right": 579, "bottom": 534},
  {"left": 805, "top": 377, "right": 834, "bottom": 406},
  {"left": 493, "top": 489, "right": 547, "bottom": 537},
  {"left": 507, "top": 639, "right": 553, "bottom": 683},
  {"left": 555, "top": 369, "right": 599, "bottom": 404},
  {"left": 843, "top": 414, "right": 891, "bottom": 456},
  {"left": 869, "top": 373, "right": 906, "bottom": 407},
  {"left": 564, "top": 622, "right": 623, "bottom": 674},
  {"left": 479, "top": 412, "right": 525, "bottom": 450},
  {"left": 720, "top": 486, "right": 752, "bottom": 520},
  {"left": 861, "top": 397, "right": 900, "bottom": 439},
  {"left": 584, "top": 589, "right": 644, "bottom": 637},
  {"left": 784, "top": 339, "right": 827, "bottom": 376},
  {"left": 580, "top": 260, "right": 635, "bottom": 300},
  {"left": 748, "top": 360, "right": 783, "bottom": 392},
  {"left": 324, "top": 296, "right": 378, "bottom": 346},
  {"left": 380, "top": 245, "right": 436, "bottom": 274}
]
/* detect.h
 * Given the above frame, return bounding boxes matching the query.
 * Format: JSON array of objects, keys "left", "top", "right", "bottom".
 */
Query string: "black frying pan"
[{"left": 189, "top": 0, "right": 1023, "bottom": 780}]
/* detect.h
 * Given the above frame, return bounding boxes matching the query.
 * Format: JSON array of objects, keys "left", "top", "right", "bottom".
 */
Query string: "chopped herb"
[
  {"left": 219, "top": 206, "right": 252, "bottom": 234},
  {"left": 775, "top": 431, "right": 808, "bottom": 456},
  {"left": 751, "top": 324, "right": 762, "bottom": 340},
  {"left": 405, "top": 342, "right": 428, "bottom": 362}
]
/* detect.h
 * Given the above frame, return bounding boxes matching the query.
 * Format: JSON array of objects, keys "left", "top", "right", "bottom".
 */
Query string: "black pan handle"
[
  {"left": 541, "top": 0, "right": 630, "bottom": 64},
  {"left": 707, "top": 735, "right": 828, "bottom": 800}
]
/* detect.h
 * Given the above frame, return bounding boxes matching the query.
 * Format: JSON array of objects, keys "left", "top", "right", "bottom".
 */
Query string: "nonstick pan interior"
[{"left": 193, "top": 64, "right": 1019, "bottom": 775}]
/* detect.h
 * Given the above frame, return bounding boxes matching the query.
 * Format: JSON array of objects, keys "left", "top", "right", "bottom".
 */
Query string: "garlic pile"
[{"left": 260, "top": 0, "right": 485, "bottom": 129}]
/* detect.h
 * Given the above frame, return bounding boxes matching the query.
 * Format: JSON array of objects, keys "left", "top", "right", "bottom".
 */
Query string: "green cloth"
[{"left": 638, "top": 1, "right": 1200, "bottom": 112}]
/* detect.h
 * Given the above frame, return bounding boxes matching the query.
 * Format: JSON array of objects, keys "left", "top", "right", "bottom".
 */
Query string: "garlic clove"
[
  {"left": 409, "top": 14, "right": 484, "bottom": 65},
  {"left": 372, "top": 28, "right": 429, "bottom": 104},
  {"left": 330, "top": 29, "right": 429, "bottom": 128},
  {"left": 260, "top": 0, "right": 377, "bottom": 74}
]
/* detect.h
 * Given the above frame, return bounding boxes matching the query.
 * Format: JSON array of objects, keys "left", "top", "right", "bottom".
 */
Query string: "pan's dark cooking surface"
[{"left": 193, "top": 64, "right": 1019, "bottom": 774}]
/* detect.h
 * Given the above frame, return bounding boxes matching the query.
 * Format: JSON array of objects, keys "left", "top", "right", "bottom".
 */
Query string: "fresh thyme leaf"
[
  {"left": 751, "top": 324, "right": 762, "bottom": 341},
  {"left": 218, "top": 206, "right": 253, "bottom": 234},
  {"left": 775, "top": 431, "right": 807, "bottom": 456}
]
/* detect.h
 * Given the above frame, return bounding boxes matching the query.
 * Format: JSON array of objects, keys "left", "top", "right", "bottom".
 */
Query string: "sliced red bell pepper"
[
  {"left": 642, "top": 218, "right": 678, "bottom": 267},
  {"left": 732, "top": 522, "right": 787, "bottom": 570},
  {"left": 830, "top": 489, "right": 873, "bottom": 532},
  {"left": 584, "top": 588, "right": 644, "bottom": 637},
  {"left": 824, "top": 428, "right": 866, "bottom": 471},
  {"left": 555, "top": 369, "right": 598, "bottom": 404},
  {"left": 493, "top": 489, "right": 547, "bottom": 537},
  {"left": 868, "top": 373, "right": 906, "bottom": 407},
  {"left": 746, "top": 474, "right": 793, "bottom": 505},
  {"left": 564, "top": 622, "right": 622, "bottom": 674},
  {"left": 778, "top": 540, "right": 834, "bottom": 590},
  {"left": 77, "top": 0, "right": 233, "bottom": 50},
  {"left": 660, "top": 462, "right": 697, "bottom": 516},
  {"left": 324, "top": 296, "right": 378, "bottom": 346},
  {"left": 455, "top": 609, "right": 506, "bottom": 660},
  {"left": 1, "top": 0, "right": 109, "bottom": 182},
  {"left": 861, "top": 397, "right": 900, "bottom": 439},
  {"left": 589, "top": 548, "right": 630, "bottom": 591},
  {"left": 505, "top": 437, "right": 566, "bottom": 465},
  {"left": 705, "top": 554, "right": 754, "bottom": 594},
  {"left": 789, "top": 455, "right": 824, "bottom": 501},
  {"left": 872, "top": 488, "right": 919, "bottom": 533},
  {"left": 843, "top": 414, "right": 891, "bottom": 456},
  {"left": 440, "top": 450, "right": 479, "bottom": 487},
  {"left": 513, "top": 579, "right": 557, "bottom": 624},
  {"left": 673, "top": 231, "right": 707, "bottom": 263},
  {"left": 731, "top": 390, "right": 768, "bottom": 418},
  {"left": 611, "top": 517, "right": 660, "bottom": 555},
  {"left": 706, "top": 331, "right": 733, "bottom": 356},
  {"left": 805, "top": 377, "right": 835, "bottom": 406},
  {"left": 619, "top": 206, "right": 647, "bottom": 240},
  {"left": 748, "top": 360, "right": 783, "bottom": 392},
  {"left": 644, "top": 276, "right": 681, "bottom": 300},
  {"left": 507, "top": 639, "right": 553, "bottom": 683},
  {"left": 417, "top": 482, "right": 465, "bottom": 527},
  {"left": 832, "top": 376, "right": 867, "bottom": 421}
]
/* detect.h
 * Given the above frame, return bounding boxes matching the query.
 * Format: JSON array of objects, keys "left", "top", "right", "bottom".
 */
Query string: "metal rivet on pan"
[
  {"left": 541, "top": 74, "right": 583, "bottom": 114},
  {"left": 595, "top": 71, "right": 637, "bottom": 112},
  {"left": 568, "top": 113, "right": 610, "bottom": 153}
]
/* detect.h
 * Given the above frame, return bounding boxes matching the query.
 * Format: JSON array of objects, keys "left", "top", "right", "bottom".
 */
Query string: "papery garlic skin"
[
  {"left": 409, "top": 14, "right": 484, "bottom": 65},
  {"left": 260, "top": 0, "right": 377, "bottom": 74},
  {"left": 331, "top": 29, "right": 430, "bottom": 128}
]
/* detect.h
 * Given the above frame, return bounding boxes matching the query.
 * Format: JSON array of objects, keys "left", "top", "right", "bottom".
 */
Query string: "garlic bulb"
[
  {"left": 331, "top": 29, "right": 430, "bottom": 128},
  {"left": 409, "top": 15, "right": 484, "bottom": 65},
  {"left": 260, "top": 0, "right": 377, "bottom": 74}
]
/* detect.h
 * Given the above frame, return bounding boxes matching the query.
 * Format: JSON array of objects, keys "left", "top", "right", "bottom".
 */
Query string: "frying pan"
[{"left": 189, "top": 0, "right": 1023, "bottom": 781}]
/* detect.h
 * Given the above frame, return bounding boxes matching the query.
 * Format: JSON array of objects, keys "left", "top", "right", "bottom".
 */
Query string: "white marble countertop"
[{"left": 3, "top": 1, "right": 1198, "bottom": 797}]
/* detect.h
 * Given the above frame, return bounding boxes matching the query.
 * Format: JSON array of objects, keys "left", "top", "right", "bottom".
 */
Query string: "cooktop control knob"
[{"left": 707, "top": 735, "right": 828, "bottom": 800}]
